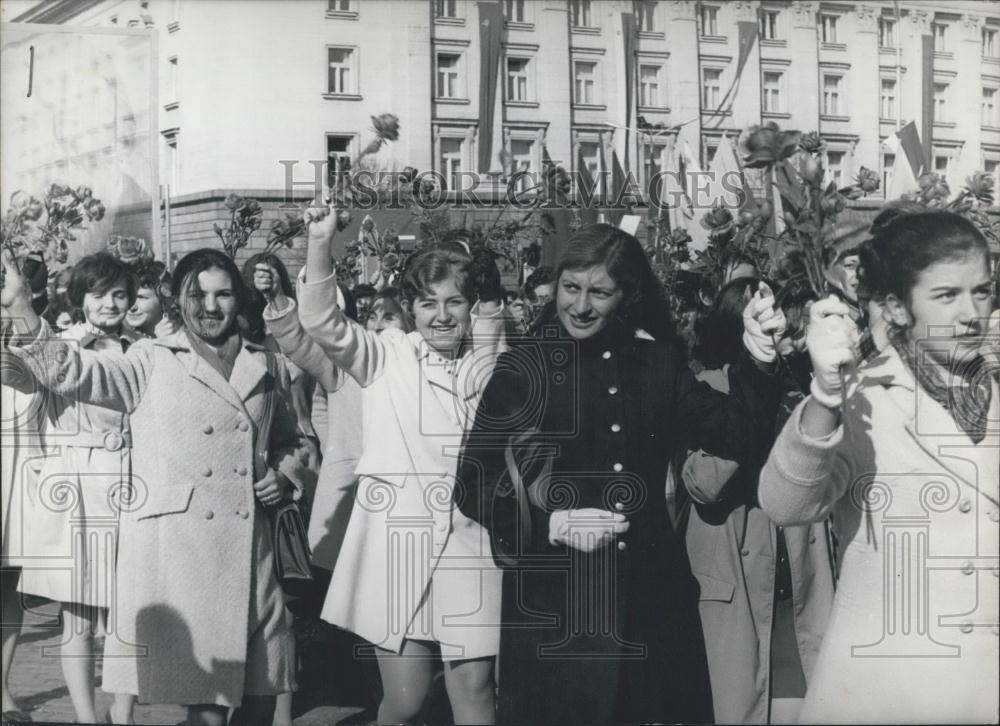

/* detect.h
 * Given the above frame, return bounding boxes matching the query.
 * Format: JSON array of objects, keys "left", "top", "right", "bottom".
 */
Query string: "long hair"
[
  {"left": 555, "top": 223, "right": 675, "bottom": 341},
  {"left": 241, "top": 253, "right": 294, "bottom": 342},
  {"left": 171, "top": 248, "right": 251, "bottom": 332},
  {"left": 693, "top": 276, "right": 761, "bottom": 369}
]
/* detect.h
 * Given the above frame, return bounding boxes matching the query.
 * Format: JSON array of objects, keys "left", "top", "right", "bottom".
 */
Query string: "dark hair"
[
  {"left": 241, "top": 253, "right": 294, "bottom": 342},
  {"left": 372, "top": 286, "right": 414, "bottom": 332},
  {"left": 352, "top": 283, "right": 377, "bottom": 300},
  {"left": 67, "top": 252, "right": 136, "bottom": 307},
  {"left": 401, "top": 245, "right": 475, "bottom": 304},
  {"left": 171, "top": 248, "right": 249, "bottom": 313},
  {"left": 555, "top": 223, "right": 674, "bottom": 341},
  {"left": 858, "top": 211, "right": 989, "bottom": 304},
  {"left": 722, "top": 252, "right": 758, "bottom": 276},
  {"left": 338, "top": 283, "right": 359, "bottom": 322},
  {"left": 694, "top": 276, "right": 761, "bottom": 369},
  {"left": 42, "top": 294, "right": 84, "bottom": 328},
  {"left": 468, "top": 249, "right": 503, "bottom": 302},
  {"left": 524, "top": 266, "right": 555, "bottom": 301}
]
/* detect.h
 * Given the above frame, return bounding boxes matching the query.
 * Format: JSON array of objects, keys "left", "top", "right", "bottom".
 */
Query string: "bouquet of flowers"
[{"left": 1, "top": 184, "right": 105, "bottom": 269}]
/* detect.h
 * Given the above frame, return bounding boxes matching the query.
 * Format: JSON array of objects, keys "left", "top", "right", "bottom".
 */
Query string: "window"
[
  {"left": 578, "top": 140, "right": 601, "bottom": 180},
  {"left": 703, "top": 68, "right": 722, "bottom": 108},
  {"left": 826, "top": 151, "right": 844, "bottom": 187},
  {"left": 504, "top": 0, "right": 525, "bottom": 23},
  {"left": 436, "top": 53, "right": 461, "bottom": 99},
  {"left": 435, "top": 0, "right": 458, "bottom": 19},
  {"left": 882, "top": 152, "right": 894, "bottom": 193},
  {"left": 509, "top": 138, "right": 535, "bottom": 191},
  {"left": 821, "top": 14, "right": 838, "bottom": 43},
  {"left": 933, "top": 23, "right": 947, "bottom": 52},
  {"left": 985, "top": 159, "right": 1000, "bottom": 190},
  {"left": 506, "top": 58, "right": 530, "bottom": 102},
  {"left": 934, "top": 155, "right": 949, "bottom": 176},
  {"left": 639, "top": 64, "right": 663, "bottom": 108},
  {"left": 933, "top": 83, "right": 948, "bottom": 122},
  {"left": 166, "top": 136, "right": 179, "bottom": 191},
  {"left": 983, "top": 88, "right": 998, "bottom": 127},
  {"left": 573, "top": 60, "right": 597, "bottom": 104},
  {"left": 700, "top": 5, "right": 718, "bottom": 36},
  {"left": 641, "top": 141, "right": 667, "bottom": 199},
  {"left": 759, "top": 10, "right": 779, "bottom": 40},
  {"left": 570, "top": 0, "right": 592, "bottom": 28},
  {"left": 984, "top": 27, "right": 998, "bottom": 58},
  {"left": 762, "top": 71, "right": 782, "bottom": 113},
  {"left": 880, "top": 79, "right": 896, "bottom": 119},
  {"left": 328, "top": 0, "right": 351, "bottom": 11},
  {"left": 822, "top": 74, "right": 842, "bottom": 115},
  {"left": 439, "top": 137, "right": 464, "bottom": 191},
  {"left": 167, "top": 56, "right": 178, "bottom": 102},
  {"left": 879, "top": 18, "right": 896, "bottom": 48},
  {"left": 327, "top": 135, "right": 353, "bottom": 186},
  {"left": 327, "top": 47, "right": 355, "bottom": 95},
  {"left": 635, "top": 1, "right": 657, "bottom": 33}
]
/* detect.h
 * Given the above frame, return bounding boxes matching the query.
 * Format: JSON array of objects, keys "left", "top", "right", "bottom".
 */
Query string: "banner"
[
  {"left": 622, "top": 12, "right": 636, "bottom": 169},
  {"left": 477, "top": 1, "right": 504, "bottom": 173}
]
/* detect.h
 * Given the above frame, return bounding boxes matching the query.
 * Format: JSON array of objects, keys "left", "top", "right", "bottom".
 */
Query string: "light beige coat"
[
  {"left": 298, "top": 273, "right": 504, "bottom": 659},
  {"left": 760, "top": 348, "right": 999, "bottom": 724},
  {"left": 9, "top": 328, "right": 312, "bottom": 706}
]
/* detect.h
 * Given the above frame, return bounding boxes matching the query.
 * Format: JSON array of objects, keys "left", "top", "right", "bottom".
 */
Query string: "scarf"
[
  {"left": 890, "top": 328, "right": 993, "bottom": 444},
  {"left": 187, "top": 331, "right": 242, "bottom": 382}
]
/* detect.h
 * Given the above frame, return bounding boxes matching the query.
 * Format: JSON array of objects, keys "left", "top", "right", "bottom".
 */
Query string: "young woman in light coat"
[
  {"left": 295, "top": 203, "right": 505, "bottom": 725},
  {"left": 760, "top": 211, "right": 1000, "bottom": 723},
  {"left": 2, "top": 248, "right": 314, "bottom": 726}
]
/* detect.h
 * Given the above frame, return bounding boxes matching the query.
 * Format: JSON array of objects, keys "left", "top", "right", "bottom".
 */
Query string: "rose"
[
  {"left": 85, "top": 200, "right": 105, "bottom": 221},
  {"left": 820, "top": 192, "right": 847, "bottom": 215},
  {"left": 741, "top": 122, "right": 801, "bottom": 169},
  {"left": 113, "top": 236, "right": 150, "bottom": 265},
  {"left": 371, "top": 113, "right": 400, "bottom": 142},
  {"left": 965, "top": 172, "right": 995, "bottom": 205},
  {"left": 799, "top": 155, "right": 823, "bottom": 186},
  {"left": 224, "top": 193, "right": 243, "bottom": 210},
  {"left": 75, "top": 186, "right": 93, "bottom": 201},
  {"left": 798, "top": 131, "right": 825, "bottom": 155},
  {"left": 361, "top": 214, "right": 375, "bottom": 233},
  {"left": 336, "top": 210, "right": 352, "bottom": 232},
  {"left": 10, "top": 191, "right": 31, "bottom": 213},
  {"left": 855, "top": 166, "right": 880, "bottom": 194},
  {"left": 24, "top": 199, "right": 45, "bottom": 222},
  {"left": 914, "top": 172, "right": 950, "bottom": 205},
  {"left": 382, "top": 252, "right": 400, "bottom": 271},
  {"left": 402, "top": 166, "right": 419, "bottom": 183},
  {"left": 701, "top": 203, "right": 735, "bottom": 240}
]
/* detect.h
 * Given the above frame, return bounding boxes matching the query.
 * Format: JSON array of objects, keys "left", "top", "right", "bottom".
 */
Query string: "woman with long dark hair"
[
  {"left": 456, "top": 224, "right": 787, "bottom": 724},
  {"left": 760, "top": 211, "right": 999, "bottom": 722}
]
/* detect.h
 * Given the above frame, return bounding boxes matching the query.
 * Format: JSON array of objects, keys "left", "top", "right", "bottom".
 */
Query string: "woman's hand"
[
  {"left": 0, "top": 249, "right": 41, "bottom": 336},
  {"left": 549, "top": 508, "right": 630, "bottom": 552},
  {"left": 253, "top": 468, "right": 292, "bottom": 507},
  {"left": 153, "top": 315, "right": 180, "bottom": 339},
  {"left": 742, "top": 281, "right": 786, "bottom": 364},
  {"left": 304, "top": 197, "right": 338, "bottom": 282},
  {"left": 806, "top": 295, "right": 859, "bottom": 410}
]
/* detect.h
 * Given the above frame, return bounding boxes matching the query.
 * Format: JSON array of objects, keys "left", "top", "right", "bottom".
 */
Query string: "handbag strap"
[
  {"left": 501, "top": 430, "right": 553, "bottom": 563},
  {"left": 253, "top": 352, "right": 278, "bottom": 482}
]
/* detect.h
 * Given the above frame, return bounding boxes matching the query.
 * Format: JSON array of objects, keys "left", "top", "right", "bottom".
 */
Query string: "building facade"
[{"left": 6, "top": 0, "right": 999, "bottom": 260}]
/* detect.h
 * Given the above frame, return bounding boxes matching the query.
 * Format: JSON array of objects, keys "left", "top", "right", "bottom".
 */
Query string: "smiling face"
[
  {"left": 556, "top": 265, "right": 625, "bottom": 340},
  {"left": 886, "top": 251, "right": 993, "bottom": 368},
  {"left": 82, "top": 279, "right": 130, "bottom": 334},
  {"left": 411, "top": 275, "right": 471, "bottom": 356},
  {"left": 180, "top": 267, "right": 239, "bottom": 344},
  {"left": 126, "top": 286, "right": 163, "bottom": 335},
  {"left": 830, "top": 253, "right": 861, "bottom": 302}
]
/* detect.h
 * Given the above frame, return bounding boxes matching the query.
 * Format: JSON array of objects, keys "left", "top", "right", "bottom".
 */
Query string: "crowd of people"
[{"left": 0, "top": 200, "right": 998, "bottom": 726}]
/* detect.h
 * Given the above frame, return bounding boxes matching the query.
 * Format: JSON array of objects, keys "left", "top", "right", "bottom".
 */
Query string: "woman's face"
[
  {"left": 888, "top": 251, "right": 994, "bottom": 366},
  {"left": 180, "top": 267, "right": 239, "bottom": 344},
  {"left": 369, "top": 299, "right": 407, "bottom": 334},
  {"left": 411, "top": 275, "right": 471, "bottom": 356},
  {"left": 54, "top": 311, "right": 73, "bottom": 331},
  {"left": 556, "top": 265, "right": 624, "bottom": 340},
  {"left": 82, "top": 280, "right": 130, "bottom": 333},
  {"left": 126, "top": 286, "right": 163, "bottom": 334}
]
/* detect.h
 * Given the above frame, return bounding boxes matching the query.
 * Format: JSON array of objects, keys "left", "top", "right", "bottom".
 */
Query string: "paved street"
[{"left": 4, "top": 598, "right": 372, "bottom": 725}]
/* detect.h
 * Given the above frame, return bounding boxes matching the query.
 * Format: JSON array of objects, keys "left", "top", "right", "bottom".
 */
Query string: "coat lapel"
[
  {"left": 229, "top": 344, "right": 269, "bottom": 405},
  {"left": 154, "top": 332, "right": 247, "bottom": 415},
  {"left": 869, "top": 348, "right": 1000, "bottom": 502}
]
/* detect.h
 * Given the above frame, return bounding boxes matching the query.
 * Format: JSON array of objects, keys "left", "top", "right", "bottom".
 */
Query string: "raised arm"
[{"left": 264, "top": 295, "right": 345, "bottom": 393}]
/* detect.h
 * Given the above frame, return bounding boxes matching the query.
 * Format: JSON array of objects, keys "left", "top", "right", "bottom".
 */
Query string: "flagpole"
[{"left": 894, "top": 0, "right": 902, "bottom": 130}]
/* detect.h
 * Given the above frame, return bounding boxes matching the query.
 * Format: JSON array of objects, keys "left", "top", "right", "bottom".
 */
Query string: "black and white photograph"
[{"left": 1, "top": 0, "right": 998, "bottom": 724}]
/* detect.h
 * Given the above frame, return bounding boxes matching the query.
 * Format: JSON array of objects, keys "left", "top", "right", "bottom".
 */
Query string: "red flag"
[{"left": 477, "top": 2, "right": 504, "bottom": 173}]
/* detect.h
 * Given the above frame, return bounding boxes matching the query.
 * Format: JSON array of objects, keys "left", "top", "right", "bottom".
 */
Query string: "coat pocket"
[
  {"left": 134, "top": 484, "right": 195, "bottom": 520},
  {"left": 694, "top": 572, "right": 736, "bottom": 603}
]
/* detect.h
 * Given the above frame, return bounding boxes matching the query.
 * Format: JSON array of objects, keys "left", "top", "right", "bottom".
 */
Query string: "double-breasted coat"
[
  {"left": 10, "top": 327, "right": 312, "bottom": 707},
  {"left": 760, "top": 347, "right": 999, "bottom": 723},
  {"left": 455, "top": 320, "right": 783, "bottom": 724},
  {"left": 3, "top": 323, "right": 132, "bottom": 607},
  {"left": 297, "top": 272, "right": 504, "bottom": 660}
]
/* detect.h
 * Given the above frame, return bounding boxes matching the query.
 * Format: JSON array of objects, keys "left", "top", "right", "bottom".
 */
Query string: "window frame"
[
  {"left": 505, "top": 56, "right": 533, "bottom": 104},
  {"left": 702, "top": 66, "right": 724, "bottom": 109},
  {"left": 879, "top": 18, "right": 896, "bottom": 48},
  {"left": 638, "top": 62, "right": 666, "bottom": 110},
  {"left": 820, "top": 14, "right": 839, "bottom": 44},
  {"left": 700, "top": 4, "right": 720, "bottom": 37},
  {"left": 984, "top": 27, "right": 999, "bottom": 59},
  {"left": 880, "top": 78, "right": 897, "bottom": 121},
  {"left": 570, "top": 0, "right": 593, "bottom": 29},
  {"left": 572, "top": 58, "right": 601, "bottom": 106},
  {"left": 759, "top": 9, "right": 781, "bottom": 41},
  {"left": 326, "top": 45, "right": 358, "bottom": 97},
  {"left": 435, "top": 52, "right": 464, "bottom": 101},
  {"left": 635, "top": 0, "right": 658, "bottom": 34},
  {"left": 762, "top": 70, "right": 784, "bottom": 114},
  {"left": 983, "top": 86, "right": 999, "bottom": 128},
  {"left": 821, "top": 73, "right": 844, "bottom": 117}
]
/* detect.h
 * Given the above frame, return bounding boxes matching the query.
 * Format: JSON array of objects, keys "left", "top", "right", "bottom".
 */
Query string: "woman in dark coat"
[{"left": 455, "top": 225, "right": 787, "bottom": 724}]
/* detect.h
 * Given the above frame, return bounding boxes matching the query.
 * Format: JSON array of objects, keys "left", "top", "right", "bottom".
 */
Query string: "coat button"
[
  {"left": 237, "top": 466, "right": 248, "bottom": 476},
  {"left": 959, "top": 620, "right": 974, "bottom": 634},
  {"left": 236, "top": 508, "right": 249, "bottom": 519},
  {"left": 239, "top": 421, "right": 250, "bottom": 432},
  {"left": 602, "top": 351, "right": 612, "bottom": 360},
  {"left": 958, "top": 499, "right": 972, "bottom": 514},
  {"left": 201, "top": 467, "right": 212, "bottom": 477},
  {"left": 610, "top": 423, "right": 621, "bottom": 433},
  {"left": 204, "top": 510, "right": 214, "bottom": 520},
  {"left": 608, "top": 386, "right": 618, "bottom": 395},
  {"left": 203, "top": 424, "right": 213, "bottom": 435},
  {"left": 741, "top": 548, "right": 750, "bottom": 557},
  {"left": 809, "top": 534, "right": 817, "bottom": 544},
  {"left": 612, "top": 462, "right": 623, "bottom": 473},
  {"left": 961, "top": 561, "right": 975, "bottom": 576},
  {"left": 617, "top": 541, "right": 627, "bottom": 551}
]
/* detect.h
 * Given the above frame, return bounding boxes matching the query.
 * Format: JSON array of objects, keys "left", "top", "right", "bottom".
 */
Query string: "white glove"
[
  {"left": 549, "top": 508, "right": 630, "bottom": 552},
  {"left": 742, "top": 281, "right": 786, "bottom": 363},
  {"left": 806, "top": 295, "right": 859, "bottom": 409}
]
